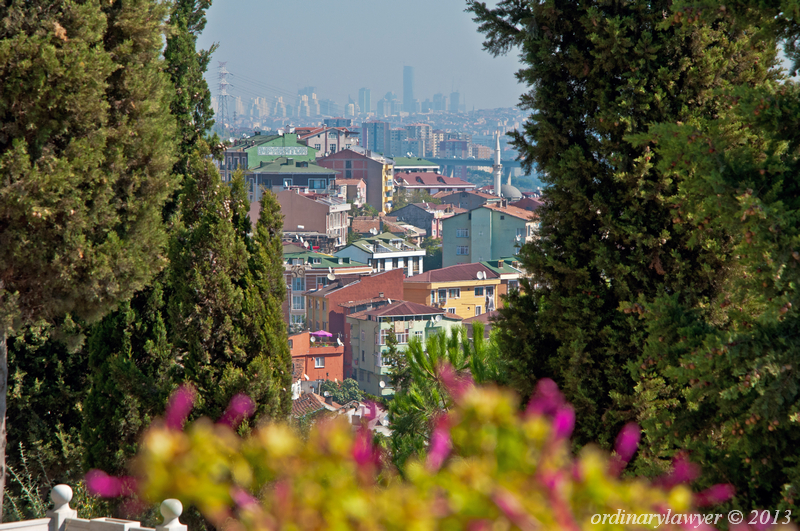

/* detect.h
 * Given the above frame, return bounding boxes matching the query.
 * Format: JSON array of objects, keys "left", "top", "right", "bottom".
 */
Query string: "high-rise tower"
[
  {"left": 403, "top": 66, "right": 415, "bottom": 113},
  {"left": 358, "top": 88, "right": 371, "bottom": 115},
  {"left": 493, "top": 131, "right": 502, "bottom": 197}
]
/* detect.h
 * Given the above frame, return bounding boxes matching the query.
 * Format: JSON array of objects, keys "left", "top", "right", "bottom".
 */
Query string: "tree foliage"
[
  {"left": 0, "top": 0, "right": 178, "bottom": 517},
  {"left": 388, "top": 324, "right": 502, "bottom": 469},
  {"left": 468, "top": 0, "right": 778, "bottom": 451},
  {"left": 320, "top": 379, "right": 363, "bottom": 405}
]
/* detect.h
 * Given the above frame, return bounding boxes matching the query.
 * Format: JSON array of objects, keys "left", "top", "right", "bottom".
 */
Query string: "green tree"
[
  {"left": 0, "top": 0, "right": 177, "bottom": 516},
  {"left": 622, "top": 30, "right": 800, "bottom": 511},
  {"left": 168, "top": 154, "right": 290, "bottom": 424},
  {"left": 420, "top": 237, "right": 442, "bottom": 271},
  {"left": 390, "top": 190, "right": 441, "bottom": 212},
  {"left": 320, "top": 379, "right": 363, "bottom": 405},
  {"left": 389, "top": 323, "right": 500, "bottom": 470},
  {"left": 82, "top": 0, "right": 219, "bottom": 475},
  {"left": 468, "top": 0, "right": 777, "bottom": 449}
]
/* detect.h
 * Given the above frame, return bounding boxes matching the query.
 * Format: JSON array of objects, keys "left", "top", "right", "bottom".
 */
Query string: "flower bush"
[{"left": 96, "top": 373, "right": 745, "bottom": 530}]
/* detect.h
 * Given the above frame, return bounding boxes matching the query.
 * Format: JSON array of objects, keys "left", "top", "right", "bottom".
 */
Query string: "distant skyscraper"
[
  {"left": 358, "top": 88, "right": 371, "bottom": 114},
  {"left": 449, "top": 91, "right": 461, "bottom": 113},
  {"left": 403, "top": 66, "right": 415, "bottom": 113},
  {"left": 433, "top": 93, "right": 447, "bottom": 112},
  {"left": 362, "top": 121, "right": 391, "bottom": 155}
]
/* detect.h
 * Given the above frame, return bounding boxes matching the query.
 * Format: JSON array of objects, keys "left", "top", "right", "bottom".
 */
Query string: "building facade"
[
  {"left": 335, "top": 233, "right": 426, "bottom": 277},
  {"left": 289, "top": 331, "right": 345, "bottom": 393},
  {"left": 346, "top": 301, "right": 463, "bottom": 396},
  {"left": 403, "top": 261, "right": 522, "bottom": 317},
  {"left": 282, "top": 251, "right": 372, "bottom": 330},
  {"left": 441, "top": 202, "right": 539, "bottom": 267},
  {"left": 274, "top": 190, "right": 351, "bottom": 249},
  {"left": 305, "top": 268, "right": 404, "bottom": 379},
  {"left": 317, "top": 147, "right": 394, "bottom": 213}
]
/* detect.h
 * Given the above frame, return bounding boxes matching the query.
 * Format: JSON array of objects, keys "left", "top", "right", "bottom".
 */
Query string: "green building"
[
  {"left": 441, "top": 202, "right": 539, "bottom": 267},
  {"left": 346, "top": 300, "right": 462, "bottom": 396},
  {"left": 221, "top": 133, "right": 318, "bottom": 182}
]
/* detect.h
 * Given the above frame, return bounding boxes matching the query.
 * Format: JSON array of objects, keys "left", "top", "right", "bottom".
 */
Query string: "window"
[
  {"left": 361, "top": 330, "right": 365, "bottom": 342},
  {"left": 315, "top": 357, "right": 325, "bottom": 368},
  {"left": 475, "top": 306, "right": 482, "bottom": 316},
  {"left": 292, "top": 296, "right": 305, "bottom": 310},
  {"left": 288, "top": 340, "right": 293, "bottom": 349},
  {"left": 317, "top": 277, "right": 327, "bottom": 288},
  {"left": 309, "top": 178, "right": 326, "bottom": 189},
  {"left": 314, "top": 144, "right": 321, "bottom": 150},
  {"left": 456, "top": 228, "right": 469, "bottom": 238},
  {"left": 359, "top": 369, "right": 366, "bottom": 381},
  {"left": 456, "top": 246, "right": 469, "bottom": 255},
  {"left": 447, "top": 308, "right": 456, "bottom": 314},
  {"left": 438, "top": 289, "right": 447, "bottom": 303},
  {"left": 322, "top": 321, "right": 327, "bottom": 330},
  {"left": 346, "top": 170, "right": 352, "bottom": 179},
  {"left": 330, "top": 146, "right": 336, "bottom": 153},
  {"left": 430, "top": 290, "right": 437, "bottom": 302},
  {"left": 345, "top": 160, "right": 352, "bottom": 169},
  {"left": 322, "top": 301, "right": 326, "bottom": 311},
  {"left": 367, "top": 372, "right": 371, "bottom": 383},
  {"left": 316, "top": 300, "right": 320, "bottom": 310},
  {"left": 291, "top": 314, "right": 304, "bottom": 325},
  {"left": 448, "top": 288, "right": 461, "bottom": 299},
  {"left": 283, "top": 178, "right": 292, "bottom": 188},
  {"left": 362, "top": 350, "right": 365, "bottom": 362},
  {"left": 414, "top": 330, "right": 424, "bottom": 339},
  {"left": 375, "top": 352, "right": 383, "bottom": 367},
  {"left": 500, "top": 215, "right": 505, "bottom": 220},
  {"left": 516, "top": 228, "right": 525, "bottom": 238},
  {"left": 292, "top": 277, "right": 305, "bottom": 292},
  {"left": 508, "top": 280, "right": 520, "bottom": 292},
  {"left": 474, "top": 287, "right": 484, "bottom": 296}
]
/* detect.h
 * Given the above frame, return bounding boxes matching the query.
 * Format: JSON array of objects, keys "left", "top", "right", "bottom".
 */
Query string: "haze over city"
[{"left": 197, "top": 0, "right": 523, "bottom": 113}]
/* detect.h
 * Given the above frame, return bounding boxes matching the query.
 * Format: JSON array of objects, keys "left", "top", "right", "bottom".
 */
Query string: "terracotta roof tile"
[
  {"left": 395, "top": 172, "right": 475, "bottom": 188},
  {"left": 483, "top": 202, "right": 537, "bottom": 220},
  {"left": 404, "top": 262, "right": 498, "bottom": 283}
]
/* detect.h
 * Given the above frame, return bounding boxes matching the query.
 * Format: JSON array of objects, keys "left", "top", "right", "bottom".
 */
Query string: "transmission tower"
[{"left": 217, "top": 61, "right": 232, "bottom": 131}]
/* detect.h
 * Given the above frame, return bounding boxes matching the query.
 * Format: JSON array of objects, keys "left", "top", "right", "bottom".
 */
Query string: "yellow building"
[{"left": 402, "top": 260, "right": 522, "bottom": 318}]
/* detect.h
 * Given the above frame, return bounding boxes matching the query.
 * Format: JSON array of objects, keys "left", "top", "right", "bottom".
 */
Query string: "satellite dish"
[
  {"left": 310, "top": 336, "right": 316, "bottom": 343},
  {"left": 379, "top": 380, "right": 386, "bottom": 389},
  {"left": 328, "top": 267, "right": 333, "bottom": 273},
  {"left": 436, "top": 315, "right": 442, "bottom": 322},
  {"left": 327, "top": 273, "right": 336, "bottom": 281},
  {"left": 324, "top": 391, "right": 330, "bottom": 397},
  {"left": 299, "top": 236, "right": 304, "bottom": 243},
  {"left": 303, "top": 373, "right": 310, "bottom": 380},
  {"left": 304, "top": 241, "right": 309, "bottom": 248}
]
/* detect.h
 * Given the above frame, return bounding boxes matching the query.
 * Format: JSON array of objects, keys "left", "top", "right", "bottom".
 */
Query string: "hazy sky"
[{"left": 197, "top": 1, "right": 524, "bottom": 111}]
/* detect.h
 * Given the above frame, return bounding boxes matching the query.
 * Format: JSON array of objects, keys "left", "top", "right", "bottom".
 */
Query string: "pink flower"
[
  {"left": 165, "top": 384, "right": 196, "bottom": 430},
  {"left": 525, "top": 378, "right": 564, "bottom": 417},
  {"left": 615, "top": 423, "right": 640, "bottom": 463},
  {"left": 552, "top": 406, "right": 575, "bottom": 440},
  {"left": 352, "top": 428, "right": 380, "bottom": 470},
  {"left": 230, "top": 486, "right": 259, "bottom": 509},
  {"left": 492, "top": 489, "right": 537, "bottom": 531},
  {"left": 427, "top": 417, "right": 452, "bottom": 471},
  {"left": 218, "top": 394, "right": 255, "bottom": 428},
  {"left": 659, "top": 452, "right": 700, "bottom": 488},
  {"left": 695, "top": 484, "right": 735, "bottom": 506},
  {"left": 438, "top": 363, "right": 474, "bottom": 400},
  {"left": 86, "top": 469, "right": 121, "bottom": 497}
]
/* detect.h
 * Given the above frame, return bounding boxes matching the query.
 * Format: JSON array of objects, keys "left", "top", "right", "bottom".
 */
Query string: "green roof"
[
  {"left": 480, "top": 259, "right": 522, "bottom": 275},
  {"left": 284, "top": 251, "right": 368, "bottom": 269},
  {"left": 392, "top": 157, "right": 437, "bottom": 167},
  {"left": 250, "top": 157, "right": 337, "bottom": 175}
]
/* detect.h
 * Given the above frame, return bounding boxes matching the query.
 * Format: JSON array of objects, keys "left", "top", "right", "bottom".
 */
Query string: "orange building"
[{"left": 289, "top": 332, "right": 345, "bottom": 389}]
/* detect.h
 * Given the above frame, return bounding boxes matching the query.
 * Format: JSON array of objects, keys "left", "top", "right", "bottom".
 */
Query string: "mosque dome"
[{"left": 500, "top": 184, "right": 523, "bottom": 201}]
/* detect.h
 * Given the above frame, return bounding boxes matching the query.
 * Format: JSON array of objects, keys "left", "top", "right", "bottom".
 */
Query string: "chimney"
[{"left": 325, "top": 394, "right": 333, "bottom": 405}]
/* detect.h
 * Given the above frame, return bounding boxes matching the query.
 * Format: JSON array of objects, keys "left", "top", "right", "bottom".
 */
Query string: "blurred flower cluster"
[{"left": 104, "top": 373, "right": 738, "bottom": 530}]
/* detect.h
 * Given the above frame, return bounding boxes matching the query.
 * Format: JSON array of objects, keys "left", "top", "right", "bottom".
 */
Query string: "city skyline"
[{"left": 197, "top": 1, "right": 523, "bottom": 112}]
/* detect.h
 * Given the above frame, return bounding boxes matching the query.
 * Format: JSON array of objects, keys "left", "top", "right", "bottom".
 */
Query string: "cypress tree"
[
  {"left": 0, "top": 0, "right": 177, "bottom": 516},
  {"left": 467, "top": 0, "right": 777, "bottom": 447},
  {"left": 82, "top": 0, "right": 218, "bottom": 473}
]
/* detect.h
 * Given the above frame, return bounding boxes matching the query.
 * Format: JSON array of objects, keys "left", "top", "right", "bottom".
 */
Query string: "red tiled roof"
[
  {"left": 404, "top": 262, "right": 498, "bottom": 283},
  {"left": 412, "top": 203, "right": 467, "bottom": 215},
  {"left": 510, "top": 197, "right": 544, "bottom": 212},
  {"left": 462, "top": 310, "right": 500, "bottom": 325},
  {"left": 335, "top": 179, "right": 365, "bottom": 186},
  {"left": 339, "top": 296, "right": 390, "bottom": 309},
  {"left": 351, "top": 218, "right": 380, "bottom": 234},
  {"left": 292, "top": 359, "right": 304, "bottom": 383},
  {"left": 350, "top": 300, "right": 450, "bottom": 319},
  {"left": 396, "top": 172, "right": 475, "bottom": 189},
  {"left": 483, "top": 202, "right": 537, "bottom": 221},
  {"left": 291, "top": 392, "right": 341, "bottom": 418}
]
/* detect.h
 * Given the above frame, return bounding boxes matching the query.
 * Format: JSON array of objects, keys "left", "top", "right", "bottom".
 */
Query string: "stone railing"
[{"left": 0, "top": 485, "right": 187, "bottom": 531}]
